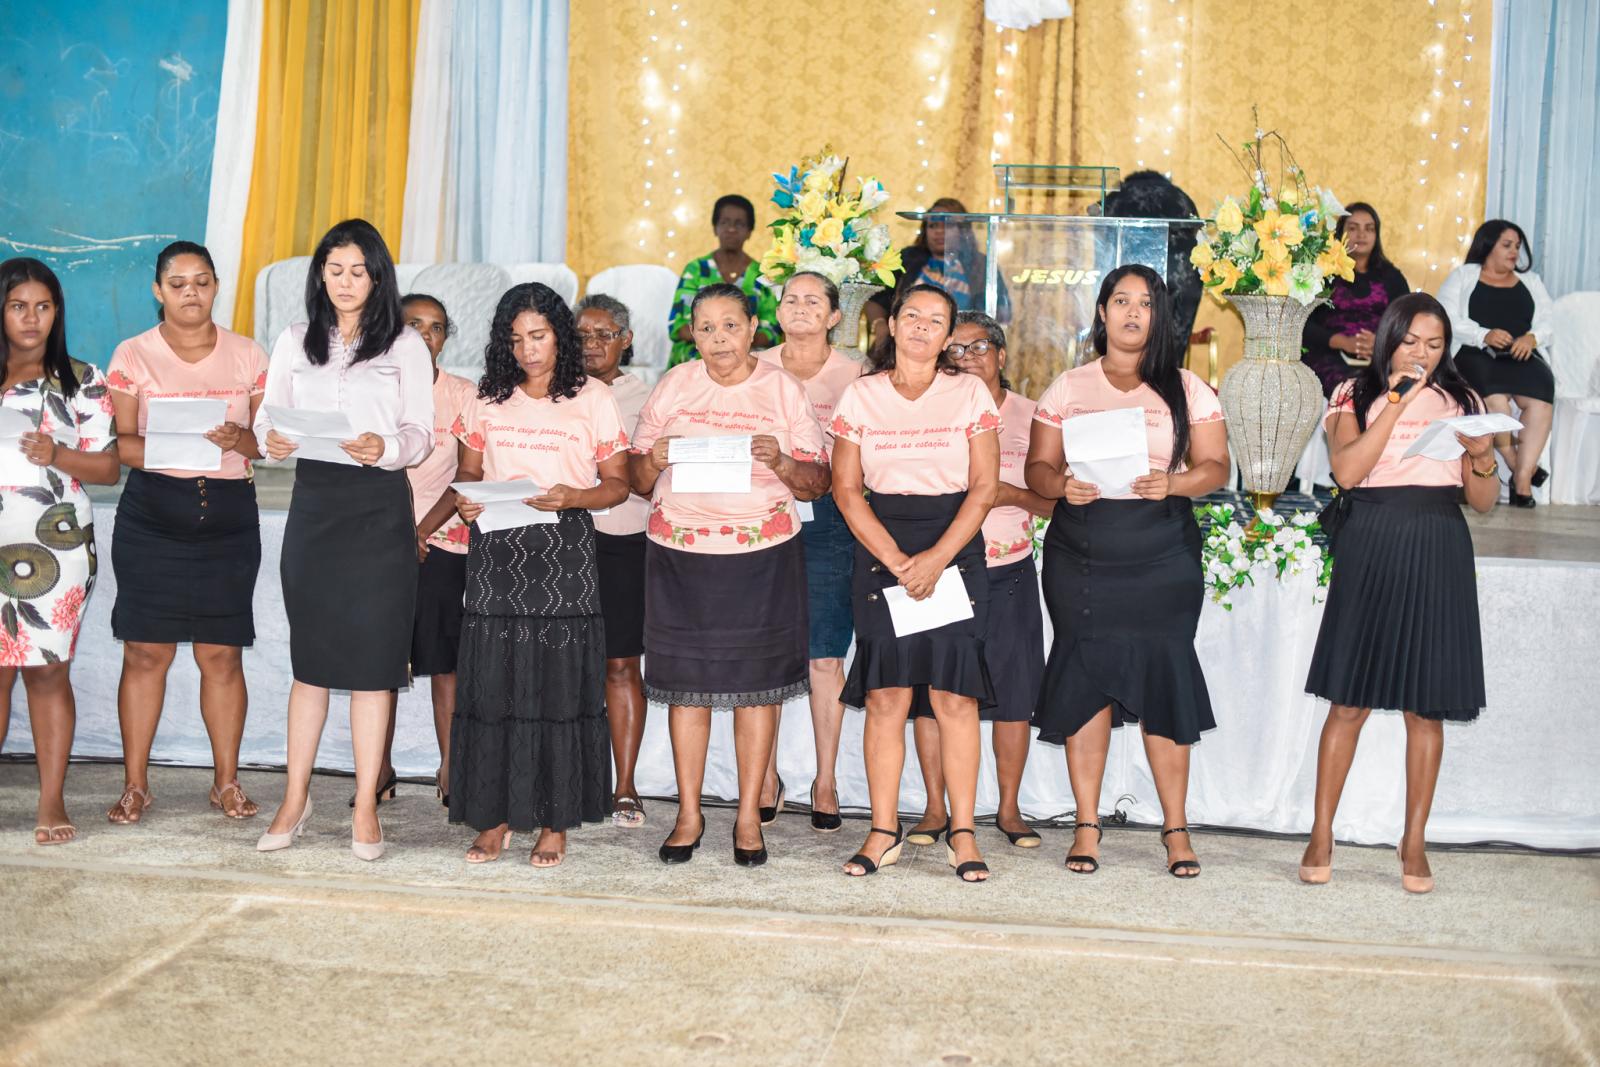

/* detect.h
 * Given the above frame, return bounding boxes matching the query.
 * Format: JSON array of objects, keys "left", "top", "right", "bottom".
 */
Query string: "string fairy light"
[
  {"left": 915, "top": 7, "right": 952, "bottom": 208},
  {"left": 1127, "top": 0, "right": 1183, "bottom": 178},
  {"left": 990, "top": 25, "right": 1019, "bottom": 209},
  {"left": 1412, "top": 0, "right": 1478, "bottom": 287},
  {"left": 635, "top": 5, "right": 689, "bottom": 262}
]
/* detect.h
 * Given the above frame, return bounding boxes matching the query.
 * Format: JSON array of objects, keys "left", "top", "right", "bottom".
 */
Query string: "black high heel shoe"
[
  {"left": 658, "top": 814, "right": 706, "bottom": 864},
  {"left": 733, "top": 826, "right": 768, "bottom": 867},
  {"left": 1532, "top": 465, "right": 1549, "bottom": 488},
  {"left": 843, "top": 825, "right": 903, "bottom": 876},
  {"left": 1162, "top": 827, "right": 1201, "bottom": 878},
  {"left": 809, "top": 782, "right": 842, "bottom": 833},
  {"left": 759, "top": 777, "right": 786, "bottom": 827},
  {"left": 945, "top": 827, "right": 990, "bottom": 882},
  {"left": 1509, "top": 488, "right": 1536, "bottom": 508},
  {"left": 1065, "top": 821, "right": 1103, "bottom": 874},
  {"left": 349, "top": 771, "right": 399, "bottom": 809}
]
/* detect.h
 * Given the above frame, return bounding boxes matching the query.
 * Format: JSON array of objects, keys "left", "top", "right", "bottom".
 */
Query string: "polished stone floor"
[{"left": 2, "top": 763, "right": 1595, "bottom": 1066}]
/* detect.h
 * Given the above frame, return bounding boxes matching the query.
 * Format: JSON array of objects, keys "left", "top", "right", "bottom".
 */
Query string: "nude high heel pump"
[
  {"left": 352, "top": 818, "right": 386, "bottom": 862},
  {"left": 1398, "top": 845, "right": 1434, "bottom": 894},
  {"left": 1299, "top": 843, "right": 1332, "bottom": 884},
  {"left": 256, "top": 799, "right": 313, "bottom": 852}
]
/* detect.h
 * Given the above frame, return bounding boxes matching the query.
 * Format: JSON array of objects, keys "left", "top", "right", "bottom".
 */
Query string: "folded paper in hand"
[
  {"left": 265, "top": 405, "right": 359, "bottom": 465},
  {"left": 451, "top": 478, "right": 557, "bottom": 532},
  {"left": 0, "top": 407, "right": 42, "bottom": 488},
  {"left": 1401, "top": 413, "right": 1523, "bottom": 461},
  {"left": 882, "top": 566, "right": 974, "bottom": 638},
  {"left": 668, "top": 434, "right": 752, "bottom": 494},
  {"left": 145, "top": 397, "right": 226, "bottom": 471},
  {"left": 1061, "top": 408, "right": 1150, "bottom": 496}
]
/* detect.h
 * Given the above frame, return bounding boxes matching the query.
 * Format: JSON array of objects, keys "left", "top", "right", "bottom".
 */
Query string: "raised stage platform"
[{"left": 6, "top": 471, "right": 1599, "bottom": 850}]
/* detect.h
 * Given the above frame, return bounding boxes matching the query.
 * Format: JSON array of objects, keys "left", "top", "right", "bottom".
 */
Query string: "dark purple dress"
[{"left": 1300, "top": 262, "right": 1411, "bottom": 397}]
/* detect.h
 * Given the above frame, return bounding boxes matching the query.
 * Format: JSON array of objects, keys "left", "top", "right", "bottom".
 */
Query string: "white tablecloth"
[{"left": 8, "top": 506, "right": 1598, "bottom": 849}]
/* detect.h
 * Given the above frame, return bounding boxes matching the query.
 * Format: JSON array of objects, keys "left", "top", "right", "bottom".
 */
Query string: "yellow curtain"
[
  {"left": 568, "top": 0, "right": 1491, "bottom": 375},
  {"left": 232, "top": 0, "right": 420, "bottom": 337}
]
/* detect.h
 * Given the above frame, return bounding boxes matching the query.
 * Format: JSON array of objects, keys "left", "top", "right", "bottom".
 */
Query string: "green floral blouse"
[{"left": 667, "top": 255, "right": 783, "bottom": 367}]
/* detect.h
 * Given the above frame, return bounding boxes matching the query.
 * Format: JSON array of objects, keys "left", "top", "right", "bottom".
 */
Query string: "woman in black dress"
[
  {"left": 1299, "top": 293, "right": 1497, "bottom": 893},
  {"left": 1024, "top": 266, "right": 1228, "bottom": 878},
  {"left": 252, "top": 219, "right": 435, "bottom": 861},
  {"left": 1437, "top": 220, "right": 1556, "bottom": 507}
]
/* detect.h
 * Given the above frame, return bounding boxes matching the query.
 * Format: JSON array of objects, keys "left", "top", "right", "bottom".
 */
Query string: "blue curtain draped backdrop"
[
  {"left": 0, "top": 3, "right": 227, "bottom": 367},
  {"left": 1487, "top": 0, "right": 1600, "bottom": 294}
]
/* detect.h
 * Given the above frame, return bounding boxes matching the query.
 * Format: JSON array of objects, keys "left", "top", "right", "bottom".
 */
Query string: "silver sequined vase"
[
  {"left": 1218, "top": 294, "right": 1326, "bottom": 510},
  {"left": 830, "top": 280, "right": 887, "bottom": 348}
]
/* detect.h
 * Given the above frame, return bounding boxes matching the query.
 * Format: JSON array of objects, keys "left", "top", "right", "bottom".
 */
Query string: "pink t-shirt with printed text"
[
  {"left": 757, "top": 345, "right": 863, "bottom": 458},
  {"left": 630, "top": 358, "right": 826, "bottom": 554},
  {"left": 1033, "top": 361, "right": 1224, "bottom": 500},
  {"left": 982, "top": 389, "right": 1038, "bottom": 566},
  {"left": 1324, "top": 380, "right": 1469, "bottom": 488},
  {"left": 592, "top": 372, "right": 654, "bottom": 537},
  {"left": 829, "top": 371, "right": 1001, "bottom": 495},
  {"left": 407, "top": 370, "right": 476, "bottom": 554},
  {"left": 453, "top": 376, "right": 629, "bottom": 491},
  {"left": 105, "top": 325, "right": 268, "bottom": 480}
]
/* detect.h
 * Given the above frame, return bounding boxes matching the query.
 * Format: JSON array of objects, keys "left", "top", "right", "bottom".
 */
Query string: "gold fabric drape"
[
  {"left": 568, "top": 1, "right": 1491, "bottom": 376},
  {"left": 232, "top": 0, "right": 420, "bottom": 336}
]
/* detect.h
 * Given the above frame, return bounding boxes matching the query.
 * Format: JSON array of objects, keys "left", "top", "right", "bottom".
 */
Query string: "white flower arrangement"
[{"left": 1194, "top": 503, "right": 1332, "bottom": 610}]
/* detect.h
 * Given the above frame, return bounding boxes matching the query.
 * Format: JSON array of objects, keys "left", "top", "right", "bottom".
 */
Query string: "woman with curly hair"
[
  {"left": 628, "top": 283, "right": 828, "bottom": 868},
  {"left": 448, "top": 282, "right": 631, "bottom": 868}
]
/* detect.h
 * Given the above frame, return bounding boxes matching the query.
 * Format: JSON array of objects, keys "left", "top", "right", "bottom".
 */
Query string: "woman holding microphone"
[
  {"left": 252, "top": 219, "right": 434, "bottom": 861},
  {"left": 1299, "top": 293, "right": 1495, "bottom": 893}
]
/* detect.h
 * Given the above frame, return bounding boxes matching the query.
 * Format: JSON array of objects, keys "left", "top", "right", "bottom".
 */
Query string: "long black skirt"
[
  {"left": 1305, "top": 486, "right": 1485, "bottom": 720},
  {"left": 1033, "top": 497, "right": 1215, "bottom": 745},
  {"left": 449, "top": 510, "right": 611, "bottom": 833},
  {"left": 111, "top": 469, "right": 260, "bottom": 646},
  {"left": 643, "top": 536, "right": 809, "bottom": 708},
  {"left": 280, "top": 460, "right": 414, "bottom": 690},
  {"left": 841, "top": 492, "right": 993, "bottom": 709},
  {"left": 910, "top": 554, "right": 1044, "bottom": 722}
]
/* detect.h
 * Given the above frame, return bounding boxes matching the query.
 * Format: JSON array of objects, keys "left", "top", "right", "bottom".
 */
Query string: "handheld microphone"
[{"left": 1387, "top": 371, "right": 1424, "bottom": 404}]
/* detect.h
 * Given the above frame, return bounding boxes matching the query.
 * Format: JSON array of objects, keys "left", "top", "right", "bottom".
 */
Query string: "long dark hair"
[
  {"left": 1347, "top": 292, "right": 1480, "bottom": 430},
  {"left": 0, "top": 257, "right": 79, "bottom": 398},
  {"left": 1464, "top": 219, "right": 1533, "bottom": 272},
  {"left": 1336, "top": 202, "right": 1389, "bottom": 273},
  {"left": 303, "top": 218, "right": 404, "bottom": 366},
  {"left": 867, "top": 283, "right": 961, "bottom": 376},
  {"left": 1091, "top": 265, "right": 1188, "bottom": 471},
  {"left": 478, "top": 282, "right": 585, "bottom": 404}
]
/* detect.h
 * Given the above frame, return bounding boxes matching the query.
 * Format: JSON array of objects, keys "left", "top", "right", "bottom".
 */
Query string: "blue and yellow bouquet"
[{"left": 759, "top": 148, "right": 900, "bottom": 288}]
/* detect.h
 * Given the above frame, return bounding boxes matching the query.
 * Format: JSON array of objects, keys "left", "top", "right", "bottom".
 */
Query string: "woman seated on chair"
[
  {"left": 1301, "top": 202, "right": 1411, "bottom": 398},
  {"left": 666, "top": 195, "right": 781, "bottom": 366}
]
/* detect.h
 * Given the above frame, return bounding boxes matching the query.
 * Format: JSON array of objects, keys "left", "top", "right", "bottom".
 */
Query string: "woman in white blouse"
[
  {"left": 1436, "top": 220, "right": 1556, "bottom": 506},
  {"left": 252, "top": 219, "right": 434, "bottom": 861}
]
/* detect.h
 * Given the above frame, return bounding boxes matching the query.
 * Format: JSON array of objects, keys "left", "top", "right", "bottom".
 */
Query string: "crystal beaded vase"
[
  {"left": 830, "top": 280, "right": 887, "bottom": 348},
  {"left": 1218, "top": 294, "right": 1326, "bottom": 511}
]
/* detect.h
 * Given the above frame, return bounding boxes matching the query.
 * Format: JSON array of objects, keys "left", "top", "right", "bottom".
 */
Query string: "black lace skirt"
[{"left": 448, "top": 510, "right": 611, "bottom": 833}]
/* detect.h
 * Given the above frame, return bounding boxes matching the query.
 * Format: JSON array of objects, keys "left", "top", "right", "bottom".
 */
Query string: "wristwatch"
[{"left": 1470, "top": 460, "right": 1498, "bottom": 479}]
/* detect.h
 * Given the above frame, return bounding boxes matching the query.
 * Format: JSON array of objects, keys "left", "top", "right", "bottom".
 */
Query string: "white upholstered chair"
[{"left": 1548, "top": 292, "right": 1600, "bottom": 506}]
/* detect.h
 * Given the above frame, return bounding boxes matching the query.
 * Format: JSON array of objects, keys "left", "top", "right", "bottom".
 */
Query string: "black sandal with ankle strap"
[
  {"left": 1162, "top": 826, "right": 1201, "bottom": 878},
  {"left": 844, "top": 825, "right": 903, "bottom": 877},
  {"left": 945, "top": 827, "right": 990, "bottom": 882},
  {"left": 1066, "top": 821, "right": 1103, "bottom": 874}
]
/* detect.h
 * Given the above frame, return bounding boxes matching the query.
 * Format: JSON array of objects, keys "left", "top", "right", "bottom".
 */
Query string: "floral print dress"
[{"left": 0, "top": 361, "right": 116, "bottom": 666}]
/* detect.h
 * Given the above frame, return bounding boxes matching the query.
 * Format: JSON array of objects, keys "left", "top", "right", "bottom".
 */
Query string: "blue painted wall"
[{"left": 0, "top": 3, "right": 228, "bottom": 367}]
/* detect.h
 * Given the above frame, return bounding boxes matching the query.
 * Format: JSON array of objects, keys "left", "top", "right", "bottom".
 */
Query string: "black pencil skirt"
[
  {"left": 280, "top": 460, "right": 415, "bottom": 690},
  {"left": 1305, "top": 486, "right": 1485, "bottom": 720},
  {"left": 1033, "top": 497, "right": 1215, "bottom": 745},
  {"left": 595, "top": 530, "right": 646, "bottom": 659},
  {"left": 111, "top": 469, "right": 260, "bottom": 646}
]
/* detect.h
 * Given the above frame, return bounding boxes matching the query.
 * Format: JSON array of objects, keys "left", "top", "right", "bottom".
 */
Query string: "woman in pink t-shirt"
[
  {"left": 831, "top": 283, "right": 1002, "bottom": 883},
  {"left": 104, "top": 241, "right": 268, "bottom": 826},
  {"left": 575, "top": 292, "right": 655, "bottom": 829},
  {"left": 628, "top": 283, "right": 829, "bottom": 868},
  {"left": 1300, "top": 293, "right": 1497, "bottom": 893},
  {"left": 1025, "top": 265, "right": 1228, "bottom": 879},
  {"left": 756, "top": 271, "right": 864, "bottom": 834},
  {"left": 448, "top": 283, "right": 631, "bottom": 869},
  {"left": 906, "top": 311, "right": 1053, "bottom": 853}
]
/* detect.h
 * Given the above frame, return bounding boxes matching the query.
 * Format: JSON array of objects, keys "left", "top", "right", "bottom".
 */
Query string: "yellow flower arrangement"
[
  {"left": 761, "top": 148, "right": 896, "bottom": 287},
  {"left": 1195, "top": 113, "right": 1348, "bottom": 306}
]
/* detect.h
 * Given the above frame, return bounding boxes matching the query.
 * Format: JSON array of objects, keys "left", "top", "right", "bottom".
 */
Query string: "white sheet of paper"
[
  {"left": 796, "top": 499, "right": 815, "bottom": 522},
  {"left": 266, "top": 405, "right": 359, "bottom": 466},
  {"left": 0, "top": 408, "right": 43, "bottom": 487},
  {"left": 451, "top": 479, "right": 557, "bottom": 531},
  {"left": 883, "top": 566, "right": 975, "bottom": 638},
  {"left": 672, "top": 460, "right": 752, "bottom": 494},
  {"left": 145, "top": 433, "right": 223, "bottom": 471},
  {"left": 668, "top": 435, "right": 751, "bottom": 463},
  {"left": 147, "top": 397, "right": 227, "bottom": 434},
  {"left": 144, "top": 397, "right": 227, "bottom": 471},
  {"left": 1061, "top": 408, "right": 1150, "bottom": 496},
  {"left": 1401, "top": 413, "right": 1524, "bottom": 461}
]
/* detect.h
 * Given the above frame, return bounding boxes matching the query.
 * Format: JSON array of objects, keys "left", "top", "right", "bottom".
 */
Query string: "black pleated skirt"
[
  {"left": 643, "top": 536, "right": 809, "bottom": 708},
  {"left": 595, "top": 530, "right": 646, "bottom": 659},
  {"left": 1033, "top": 497, "right": 1215, "bottom": 745},
  {"left": 911, "top": 554, "right": 1043, "bottom": 721},
  {"left": 449, "top": 510, "right": 611, "bottom": 832},
  {"left": 1305, "top": 486, "right": 1485, "bottom": 720},
  {"left": 280, "top": 460, "right": 415, "bottom": 690},
  {"left": 1454, "top": 346, "right": 1555, "bottom": 403},
  {"left": 411, "top": 547, "right": 466, "bottom": 677},
  {"left": 111, "top": 469, "right": 260, "bottom": 646},
  {"left": 841, "top": 492, "right": 993, "bottom": 710}
]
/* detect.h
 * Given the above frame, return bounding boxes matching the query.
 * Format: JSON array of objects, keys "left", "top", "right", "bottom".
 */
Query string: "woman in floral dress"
[{"left": 0, "top": 258, "right": 120, "bottom": 845}]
